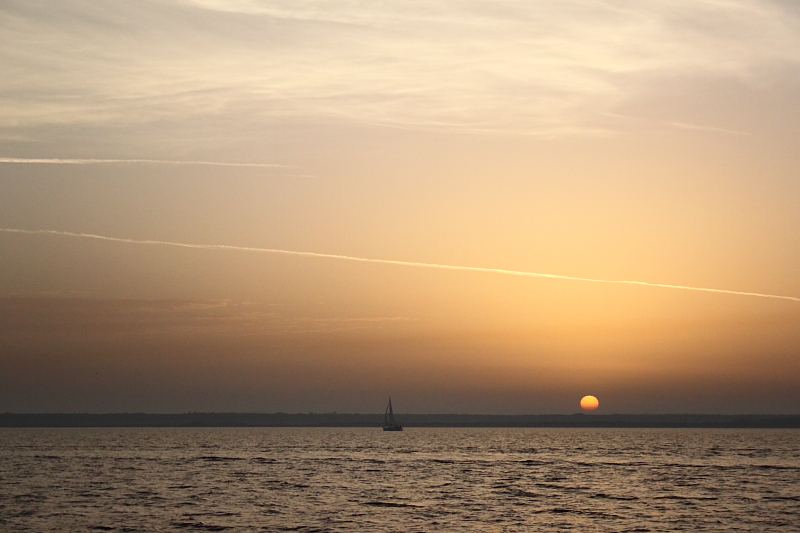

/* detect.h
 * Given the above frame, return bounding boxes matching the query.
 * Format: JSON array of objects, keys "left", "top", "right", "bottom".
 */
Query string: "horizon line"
[{"left": 1, "top": 412, "right": 797, "bottom": 416}]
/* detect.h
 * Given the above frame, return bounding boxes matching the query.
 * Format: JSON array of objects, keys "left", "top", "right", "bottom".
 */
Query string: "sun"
[{"left": 580, "top": 395, "right": 599, "bottom": 411}]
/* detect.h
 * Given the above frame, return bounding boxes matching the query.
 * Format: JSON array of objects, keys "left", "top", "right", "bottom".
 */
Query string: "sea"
[{"left": 1, "top": 427, "right": 798, "bottom": 532}]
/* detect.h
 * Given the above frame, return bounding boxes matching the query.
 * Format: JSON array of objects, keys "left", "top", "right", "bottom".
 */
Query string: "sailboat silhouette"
[{"left": 382, "top": 398, "right": 403, "bottom": 431}]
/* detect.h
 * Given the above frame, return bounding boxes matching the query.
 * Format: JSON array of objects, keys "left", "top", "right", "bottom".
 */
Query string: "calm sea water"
[{"left": 1, "top": 427, "right": 798, "bottom": 532}]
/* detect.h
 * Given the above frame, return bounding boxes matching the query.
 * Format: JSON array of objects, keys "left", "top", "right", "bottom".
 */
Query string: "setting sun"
[{"left": 580, "top": 395, "right": 599, "bottom": 411}]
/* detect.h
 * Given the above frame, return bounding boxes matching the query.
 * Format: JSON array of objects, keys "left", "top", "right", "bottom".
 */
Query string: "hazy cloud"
[
  {"left": 1, "top": 296, "right": 797, "bottom": 413},
  {"left": 1, "top": 0, "right": 798, "bottom": 137}
]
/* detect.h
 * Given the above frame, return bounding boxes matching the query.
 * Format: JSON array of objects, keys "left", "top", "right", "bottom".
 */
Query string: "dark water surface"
[{"left": 1, "top": 428, "right": 798, "bottom": 532}]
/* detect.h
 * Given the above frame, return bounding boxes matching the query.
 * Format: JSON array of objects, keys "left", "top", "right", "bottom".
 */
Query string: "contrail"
[
  {"left": 0, "top": 157, "right": 285, "bottom": 168},
  {"left": 2, "top": 228, "right": 798, "bottom": 302}
]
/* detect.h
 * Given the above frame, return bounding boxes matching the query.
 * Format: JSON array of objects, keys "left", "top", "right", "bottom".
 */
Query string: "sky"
[{"left": 1, "top": 0, "right": 799, "bottom": 414}]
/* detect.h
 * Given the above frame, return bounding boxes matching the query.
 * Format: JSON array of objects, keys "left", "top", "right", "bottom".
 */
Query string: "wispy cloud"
[
  {"left": 0, "top": 295, "right": 413, "bottom": 337},
  {"left": 0, "top": 157, "right": 285, "bottom": 167},
  {"left": 1, "top": 0, "right": 798, "bottom": 137},
  {"left": 2, "top": 228, "right": 797, "bottom": 302},
  {"left": 667, "top": 122, "right": 748, "bottom": 135}
]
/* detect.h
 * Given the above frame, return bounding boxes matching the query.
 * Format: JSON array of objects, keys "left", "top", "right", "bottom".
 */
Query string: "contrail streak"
[
  {"left": 2, "top": 228, "right": 798, "bottom": 302},
  {"left": 0, "top": 157, "right": 285, "bottom": 168}
]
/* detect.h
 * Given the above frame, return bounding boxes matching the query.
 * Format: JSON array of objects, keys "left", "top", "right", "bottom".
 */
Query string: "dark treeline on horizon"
[{"left": 1, "top": 413, "right": 799, "bottom": 428}]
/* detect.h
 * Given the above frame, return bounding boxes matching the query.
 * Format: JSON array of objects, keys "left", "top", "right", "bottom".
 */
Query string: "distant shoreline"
[{"left": 1, "top": 413, "right": 799, "bottom": 428}]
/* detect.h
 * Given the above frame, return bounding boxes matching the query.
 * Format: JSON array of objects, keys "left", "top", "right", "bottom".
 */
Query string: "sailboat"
[{"left": 383, "top": 398, "right": 403, "bottom": 431}]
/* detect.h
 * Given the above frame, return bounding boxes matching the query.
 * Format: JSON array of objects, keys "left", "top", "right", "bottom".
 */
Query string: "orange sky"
[{"left": 0, "top": 0, "right": 798, "bottom": 413}]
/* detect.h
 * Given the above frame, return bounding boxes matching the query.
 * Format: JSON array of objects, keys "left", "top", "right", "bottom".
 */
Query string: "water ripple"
[{"left": 0, "top": 427, "right": 798, "bottom": 532}]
